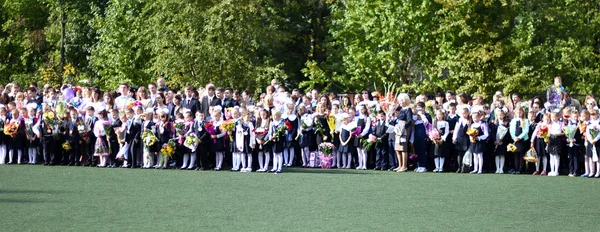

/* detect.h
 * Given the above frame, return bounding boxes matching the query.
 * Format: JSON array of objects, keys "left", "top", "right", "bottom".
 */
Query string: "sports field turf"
[{"left": 0, "top": 165, "right": 598, "bottom": 231}]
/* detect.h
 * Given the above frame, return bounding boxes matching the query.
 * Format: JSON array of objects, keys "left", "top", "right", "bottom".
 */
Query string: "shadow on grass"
[
  {"left": 284, "top": 168, "right": 369, "bottom": 175},
  {"left": 0, "top": 198, "right": 58, "bottom": 204},
  {"left": 0, "top": 189, "right": 69, "bottom": 195}
]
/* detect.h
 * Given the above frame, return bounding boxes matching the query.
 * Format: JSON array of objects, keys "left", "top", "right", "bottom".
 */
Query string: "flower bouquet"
[
  {"left": 523, "top": 148, "right": 537, "bottom": 163},
  {"left": 319, "top": 152, "right": 333, "bottom": 169},
  {"left": 427, "top": 127, "right": 442, "bottom": 156},
  {"left": 254, "top": 127, "right": 268, "bottom": 149},
  {"left": 25, "top": 119, "right": 35, "bottom": 140},
  {"left": 425, "top": 100, "right": 436, "bottom": 117},
  {"left": 174, "top": 119, "right": 186, "bottom": 135},
  {"left": 507, "top": 143, "right": 517, "bottom": 153},
  {"left": 205, "top": 122, "right": 216, "bottom": 144},
  {"left": 314, "top": 118, "right": 327, "bottom": 137},
  {"left": 265, "top": 123, "right": 287, "bottom": 145},
  {"left": 62, "top": 141, "right": 72, "bottom": 151},
  {"left": 56, "top": 101, "right": 67, "bottom": 119},
  {"left": 563, "top": 125, "right": 577, "bottom": 148},
  {"left": 327, "top": 114, "right": 337, "bottom": 133},
  {"left": 590, "top": 124, "right": 600, "bottom": 162},
  {"left": 466, "top": 128, "right": 479, "bottom": 143},
  {"left": 4, "top": 122, "right": 19, "bottom": 138},
  {"left": 220, "top": 119, "right": 235, "bottom": 140},
  {"left": 142, "top": 130, "right": 157, "bottom": 147},
  {"left": 319, "top": 142, "right": 335, "bottom": 156},
  {"left": 102, "top": 121, "right": 112, "bottom": 151},
  {"left": 351, "top": 126, "right": 362, "bottom": 137},
  {"left": 76, "top": 118, "right": 90, "bottom": 141},
  {"left": 43, "top": 111, "right": 60, "bottom": 139},
  {"left": 160, "top": 140, "right": 177, "bottom": 158},
  {"left": 495, "top": 125, "right": 508, "bottom": 151},
  {"left": 184, "top": 134, "right": 200, "bottom": 152},
  {"left": 538, "top": 124, "right": 549, "bottom": 143},
  {"left": 361, "top": 134, "right": 379, "bottom": 152}
]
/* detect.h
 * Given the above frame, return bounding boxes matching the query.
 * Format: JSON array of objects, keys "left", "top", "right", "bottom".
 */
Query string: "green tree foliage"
[{"left": 1, "top": 0, "right": 599, "bottom": 99}]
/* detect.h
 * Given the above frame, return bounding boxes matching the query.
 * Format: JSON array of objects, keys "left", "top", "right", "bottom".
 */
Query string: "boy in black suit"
[{"left": 374, "top": 111, "right": 389, "bottom": 170}]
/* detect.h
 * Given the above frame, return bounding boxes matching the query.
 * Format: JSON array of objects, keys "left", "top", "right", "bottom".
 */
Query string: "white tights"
[
  {"left": 283, "top": 148, "right": 295, "bottom": 166},
  {"left": 258, "top": 152, "right": 270, "bottom": 171},
  {"left": 494, "top": 155, "right": 505, "bottom": 173},
  {"left": 535, "top": 156, "right": 548, "bottom": 172},
  {"left": 356, "top": 148, "right": 367, "bottom": 169},
  {"left": 549, "top": 154, "right": 560, "bottom": 175},
  {"left": 472, "top": 153, "right": 483, "bottom": 173},
  {"left": 215, "top": 152, "right": 224, "bottom": 169}
]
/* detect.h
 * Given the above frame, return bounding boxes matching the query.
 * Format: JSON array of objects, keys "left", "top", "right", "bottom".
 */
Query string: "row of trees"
[{"left": 1, "top": 0, "right": 599, "bottom": 98}]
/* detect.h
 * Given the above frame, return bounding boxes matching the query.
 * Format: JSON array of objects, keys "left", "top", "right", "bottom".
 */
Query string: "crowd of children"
[{"left": 0, "top": 77, "right": 596, "bottom": 177}]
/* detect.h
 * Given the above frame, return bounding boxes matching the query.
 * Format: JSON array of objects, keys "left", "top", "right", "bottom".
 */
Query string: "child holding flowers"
[
  {"left": 452, "top": 107, "right": 471, "bottom": 173},
  {"left": 254, "top": 108, "right": 271, "bottom": 172},
  {"left": 530, "top": 113, "right": 550, "bottom": 175},
  {"left": 156, "top": 109, "right": 173, "bottom": 169},
  {"left": 579, "top": 110, "right": 592, "bottom": 177},
  {"left": 432, "top": 109, "right": 450, "bottom": 173},
  {"left": 179, "top": 110, "right": 195, "bottom": 170},
  {"left": 141, "top": 108, "right": 158, "bottom": 169},
  {"left": 585, "top": 109, "right": 600, "bottom": 178},
  {"left": 493, "top": 109, "right": 511, "bottom": 174},
  {"left": 93, "top": 110, "right": 111, "bottom": 167},
  {"left": 509, "top": 106, "right": 530, "bottom": 174},
  {"left": 298, "top": 105, "right": 313, "bottom": 167},
  {"left": 547, "top": 112, "right": 564, "bottom": 176},
  {"left": 0, "top": 107, "right": 7, "bottom": 164},
  {"left": 268, "top": 109, "right": 286, "bottom": 173},
  {"left": 469, "top": 110, "right": 489, "bottom": 174},
  {"left": 338, "top": 113, "right": 353, "bottom": 169},
  {"left": 235, "top": 111, "right": 255, "bottom": 172},
  {"left": 25, "top": 105, "right": 40, "bottom": 165},
  {"left": 211, "top": 106, "right": 227, "bottom": 171},
  {"left": 7, "top": 108, "right": 25, "bottom": 164},
  {"left": 283, "top": 103, "right": 299, "bottom": 167}
]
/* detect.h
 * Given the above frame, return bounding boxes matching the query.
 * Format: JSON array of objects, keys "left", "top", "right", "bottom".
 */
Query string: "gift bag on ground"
[{"left": 462, "top": 145, "right": 473, "bottom": 167}]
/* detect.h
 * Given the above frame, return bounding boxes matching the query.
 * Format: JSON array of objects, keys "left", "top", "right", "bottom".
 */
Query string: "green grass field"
[{"left": 1, "top": 165, "right": 599, "bottom": 231}]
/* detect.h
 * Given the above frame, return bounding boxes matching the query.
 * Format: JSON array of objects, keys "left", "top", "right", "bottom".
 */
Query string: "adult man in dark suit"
[
  {"left": 200, "top": 84, "right": 220, "bottom": 116},
  {"left": 222, "top": 87, "right": 237, "bottom": 109},
  {"left": 181, "top": 86, "right": 200, "bottom": 115}
]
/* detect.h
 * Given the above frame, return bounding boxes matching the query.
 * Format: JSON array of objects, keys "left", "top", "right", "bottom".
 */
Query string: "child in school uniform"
[
  {"left": 445, "top": 103, "right": 459, "bottom": 171},
  {"left": 331, "top": 103, "right": 341, "bottom": 168},
  {"left": 211, "top": 106, "right": 227, "bottom": 171},
  {"left": 283, "top": 103, "right": 298, "bottom": 167},
  {"left": 255, "top": 108, "right": 271, "bottom": 172},
  {"left": 25, "top": 104, "right": 39, "bottom": 165},
  {"left": 65, "top": 107, "right": 83, "bottom": 166},
  {"left": 354, "top": 105, "right": 372, "bottom": 170},
  {"left": 298, "top": 105, "right": 313, "bottom": 167},
  {"left": 229, "top": 108, "right": 242, "bottom": 171},
  {"left": 142, "top": 108, "right": 158, "bottom": 169},
  {"left": 84, "top": 106, "right": 99, "bottom": 166},
  {"left": 412, "top": 106, "right": 429, "bottom": 173},
  {"left": 269, "top": 109, "right": 286, "bottom": 173},
  {"left": 373, "top": 111, "right": 389, "bottom": 171},
  {"left": 531, "top": 113, "right": 550, "bottom": 175},
  {"left": 7, "top": 108, "right": 26, "bottom": 164},
  {"left": 432, "top": 109, "right": 450, "bottom": 173},
  {"left": 585, "top": 109, "right": 600, "bottom": 177},
  {"left": 566, "top": 110, "right": 582, "bottom": 177},
  {"left": 548, "top": 112, "right": 564, "bottom": 176},
  {"left": 469, "top": 110, "right": 489, "bottom": 174},
  {"left": 93, "top": 110, "right": 110, "bottom": 167},
  {"left": 452, "top": 107, "right": 471, "bottom": 173},
  {"left": 179, "top": 110, "right": 196, "bottom": 170},
  {"left": 579, "top": 110, "right": 592, "bottom": 177},
  {"left": 0, "top": 107, "right": 7, "bottom": 164},
  {"left": 338, "top": 113, "right": 353, "bottom": 169},
  {"left": 108, "top": 109, "right": 122, "bottom": 167},
  {"left": 509, "top": 107, "right": 530, "bottom": 174},
  {"left": 493, "top": 109, "right": 511, "bottom": 174},
  {"left": 156, "top": 109, "right": 173, "bottom": 169},
  {"left": 236, "top": 111, "right": 255, "bottom": 172},
  {"left": 193, "top": 111, "right": 210, "bottom": 170}
]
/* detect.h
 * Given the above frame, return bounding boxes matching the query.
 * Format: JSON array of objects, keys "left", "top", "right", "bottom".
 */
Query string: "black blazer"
[
  {"left": 200, "top": 96, "right": 221, "bottom": 116},
  {"left": 65, "top": 119, "right": 82, "bottom": 143},
  {"left": 181, "top": 98, "right": 200, "bottom": 115}
]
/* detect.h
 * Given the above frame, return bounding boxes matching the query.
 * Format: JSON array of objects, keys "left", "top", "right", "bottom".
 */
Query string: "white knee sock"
[
  {"left": 362, "top": 150, "right": 367, "bottom": 169},
  {"left": 189, "top": 153, "right": 196, "bottom": 169},
  {"left": 346, "top": 153, "right": 352, "bottom": 168},
  {"left": 542, "top": 156, "right": 548, "bottom": 172},
  {"left": 16, "top": 150, "right": 22, "bottom": 164},
  {"left": 301, "top": 148, "right": 308, "bottom": 166},
  {"left": 246, "top": 153, "right": 252, "bottom": 170},
  {"left": 258, "top": 152, "right": 264, "bottom": 170},
  {"left": 283, "top": 149, "right": 289, "bottom": 166},
  {"left": 357, "top": 149, "right": 363, "bottom": 169},
  {"left": 342, "top": 152, "right": 347, "bottom": 168},
  {"left": 276, "top": 153, "right": 283, "bottom": 171},
  {"left": 216, "top": 152, "right": 223, "bottom": 169},
  {"left": 233, "top": 152, "right": 241, "bottom": 170},
  {"left": 500, "top": 156, "right": 505, "bottom": 171},
  {"left": 477, "top": 153, "right": 483, "bottom": 173},
  {"left": 264, "top": 152, "right": 270, "bottom": 170},
  {"left": 495, "top": 156, "right": 500, "bottom": 172},
  {"left": 8, "top": 149, "right": 14, "bottom": 163},
  {"left": 584, "top": 158, "right": 590, "bottom": 175},
  {"left": 181, "top": 154, "right": 189, "bottom": 168},
  {"left": 440, "top": 157, "right": 445, "bottom": 170},
  {"left": 549, "top": 154, "right": 555, "bottom": 173},
  {"left": 271, "top": 153, "right": 278, "bottom": 171},
  {"left": 555, "top": 155, "right": 560, "bottom": 174},
  {"left": 335, "top": 149, "right": 341, "bottom": 167},
  {"left": 435, "top": 158, "right": 440, "bottom": 170},
  {"left": 289, "top": 149, "right": 295, "bottom": 166},
  {"left": 0, "top": 145, "right": 6, "bottom": 164},
  {"left": 240, "top": 153, "right": 247, "bottom": 169}
]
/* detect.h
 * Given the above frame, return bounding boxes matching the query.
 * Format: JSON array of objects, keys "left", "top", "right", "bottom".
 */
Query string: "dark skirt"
[
  {"left": 534, "top": 138, "right": 547, "bottom": 158},
  {"left": 586, "top": 142, "right": 599, "bottom": 157},
  {"left": 471, "top": 140, "right": 487, "bottom": 154},
  {"left": 299, "top": 131, "right": 312, "bottom": 148},
  {"left": 547, "top": 135, "right": 563, "bottom": 155},
  {"left": 27, "top": 138, "right": 40, "bottom": 148},
  {"left": 10, "top": 135, "right": 26, "bottom": 150},
  {"left": 211, "top": 137, "right": 227, "bottom": 153},
  {"left": 514, "top": 140, "right": 528, "bottom": 153}
]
